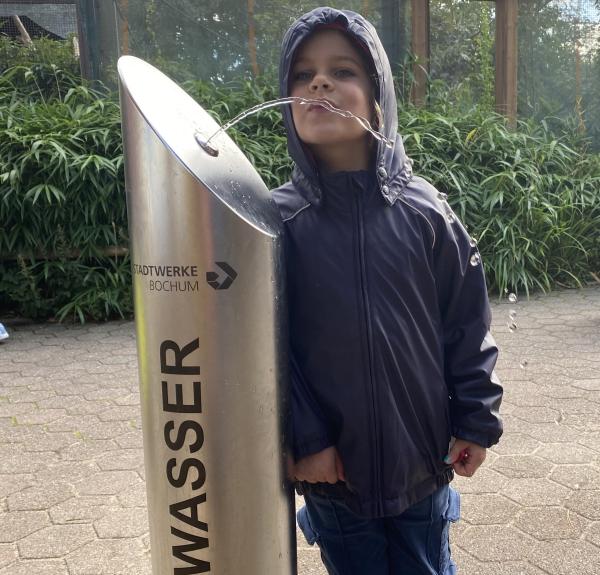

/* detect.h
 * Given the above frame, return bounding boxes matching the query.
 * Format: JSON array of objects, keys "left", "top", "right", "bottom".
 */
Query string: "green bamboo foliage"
[
  {"left": 0, "top": 63, "right": 129, "bottom": 320},
  {"left": 1, "top": 54, "right": 599, "bottom": 321},
  {"left": 400, "top": 105, "right": 600, "bottom": 295}
]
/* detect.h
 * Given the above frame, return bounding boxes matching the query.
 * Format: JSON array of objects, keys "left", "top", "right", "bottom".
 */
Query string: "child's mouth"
[{"left": 307, "top": 99, "right": 336, "bottom": 112}]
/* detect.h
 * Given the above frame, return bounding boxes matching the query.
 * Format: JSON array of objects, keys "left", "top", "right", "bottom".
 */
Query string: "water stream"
[{"left": 195, "top": 96, "right": 394, "bottom": 157}]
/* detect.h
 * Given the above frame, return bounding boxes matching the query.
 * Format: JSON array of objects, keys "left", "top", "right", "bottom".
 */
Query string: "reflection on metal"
[{"left": 118, "top": 55, "right": 295, "bottom": 575}]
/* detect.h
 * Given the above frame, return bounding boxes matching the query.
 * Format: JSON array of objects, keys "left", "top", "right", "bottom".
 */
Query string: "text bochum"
[{"left": 160, "top": 338, "right": 210, "bottom": 574}]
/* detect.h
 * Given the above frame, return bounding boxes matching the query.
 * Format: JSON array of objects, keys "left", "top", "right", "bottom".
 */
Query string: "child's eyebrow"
[{"left": 292, "top": 55, "right": 363, "bottom": 68}]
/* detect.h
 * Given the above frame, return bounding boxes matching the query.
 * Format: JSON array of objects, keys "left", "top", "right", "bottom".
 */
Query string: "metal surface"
[{"left": 118, "top": 55, "right": 295, "bottom": 575}]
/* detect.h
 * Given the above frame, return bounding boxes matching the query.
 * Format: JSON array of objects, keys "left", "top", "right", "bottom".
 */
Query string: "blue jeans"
[{"left": 297, "top": 484, "right": 460, "bottom": 575}]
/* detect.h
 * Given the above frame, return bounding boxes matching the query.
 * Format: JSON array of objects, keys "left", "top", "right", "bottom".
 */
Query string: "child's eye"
[
  {"left": 292, "top": 70, "right": 313, "bottom": 82},
  {"left": 334, "top": 68, "right": 356, "bottom": 78}
]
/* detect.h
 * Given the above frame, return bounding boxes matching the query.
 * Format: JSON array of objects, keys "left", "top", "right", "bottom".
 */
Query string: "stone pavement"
[{"left": 0, "top": 286, "right": 599, "bottom": 575}]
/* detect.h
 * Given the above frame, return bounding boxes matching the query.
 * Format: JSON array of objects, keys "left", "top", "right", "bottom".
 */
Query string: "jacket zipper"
[{"left": 354, "top": 189, "right": 381, "bottom": 511}]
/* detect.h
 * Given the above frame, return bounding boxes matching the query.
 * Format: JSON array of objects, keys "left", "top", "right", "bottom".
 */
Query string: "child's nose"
[{"left": 310, "top": 73, "right": 331, "bottom": 91}]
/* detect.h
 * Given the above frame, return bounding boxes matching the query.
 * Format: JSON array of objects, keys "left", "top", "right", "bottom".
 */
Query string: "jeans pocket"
[
  {"left": 439, "top": 487, "right": 460, "bottom": 574},
  {"left": 445, "top": 486, "right": 461, "bottom": 523},
  {"left": 297, "top": 505, "right": 319, "bottom": 546}
]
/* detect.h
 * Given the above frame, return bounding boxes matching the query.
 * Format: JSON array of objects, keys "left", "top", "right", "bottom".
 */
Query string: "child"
[{"left": 272, "top": 7, "right": 503, "bottom": 574}]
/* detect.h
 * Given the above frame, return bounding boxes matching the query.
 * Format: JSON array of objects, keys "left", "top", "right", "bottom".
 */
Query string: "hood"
[{"left": 279, "top": 6, "right": 412, "bottom": 206}]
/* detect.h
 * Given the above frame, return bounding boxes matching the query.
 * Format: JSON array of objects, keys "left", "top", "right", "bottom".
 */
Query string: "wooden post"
[
  {"left": 411, "top": 0, "right": 430, "bottom": 107},
  {"left": 361, "top": 0, "right": 371, "bottom": 19},
  {"left": 118, "top": 0, "right": 129, "bottom": 55},
  {"left": 247, "top": 0, "right": 259, "bottom": 77},
  {"left": 12, "top": 14, "right": 33, "bottom": 45},
  {"left": 75, "top": 0, "right": 96, "bottom": 80},
  {"left": 495, "top": 0, "right": 518, "bottom": 128}
]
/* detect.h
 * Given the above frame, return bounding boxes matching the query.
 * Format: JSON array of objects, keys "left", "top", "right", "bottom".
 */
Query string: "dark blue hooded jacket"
[{"left": 272, "top": 7, "right": 503, "bottom": 519}]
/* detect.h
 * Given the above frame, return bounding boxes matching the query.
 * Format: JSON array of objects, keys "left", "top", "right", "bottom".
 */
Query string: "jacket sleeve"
[
  {"left": 433, "top": 207, "right": 503, "bottom": 448},
  {"left": 289, "top": 353, "right": 335, "bottom": 459}
]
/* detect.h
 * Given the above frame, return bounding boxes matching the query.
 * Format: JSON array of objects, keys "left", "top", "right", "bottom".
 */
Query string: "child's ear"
[{"left": 372, "top": 100, "right": 383, "bottom": 132}]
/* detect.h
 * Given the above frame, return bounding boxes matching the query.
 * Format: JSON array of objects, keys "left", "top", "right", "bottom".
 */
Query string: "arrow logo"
[{"left": 206, "top": 261, "right": 237, "bottom": 290}]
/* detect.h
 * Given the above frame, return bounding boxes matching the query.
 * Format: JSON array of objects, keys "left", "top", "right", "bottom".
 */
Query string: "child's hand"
[
  {"left": 293, "top": 446, "right": 345, "bottom": 484},
  {"left": 444, "top": 438, "right": 486, "bottom": 477}
]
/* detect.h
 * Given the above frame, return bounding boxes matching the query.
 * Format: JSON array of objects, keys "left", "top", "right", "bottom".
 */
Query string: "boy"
[{"left": 272, "top": 7, "right": 503, "bottom": 574}]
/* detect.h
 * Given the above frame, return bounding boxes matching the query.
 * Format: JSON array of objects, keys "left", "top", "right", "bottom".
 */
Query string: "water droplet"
[
  {"left": 469, "top": 237, "right": 478, "bottom": 248},
  {"left": 509, "top": 309, "right": 517, "bottom": 320},
  {"left": 508, "top": 293, "right": 518, "bottom": 303},
  {"left": 469, "top": 253, "right": 481, "bottom": 266},
  {"left": 520, "top": 360, "right": 528, "bottom": 369},
  {"left": 437, "top": 192, "right": 448, "bottom": 201},
  {"left": 508, "top": 322, "right": 518, "bottom": 333},
  {"left": 446, "top": 211, "right": 456, "bottom": 223}
]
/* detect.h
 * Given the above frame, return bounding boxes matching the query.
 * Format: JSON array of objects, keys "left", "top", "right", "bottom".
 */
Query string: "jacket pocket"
[{"left": 297, "top": 505, "right": 319, "bottom": 546}]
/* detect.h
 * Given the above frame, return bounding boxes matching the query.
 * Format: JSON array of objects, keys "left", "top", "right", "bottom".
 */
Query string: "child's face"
[{"left": 289, "top": 30, "right": 374, "bottom": 159}]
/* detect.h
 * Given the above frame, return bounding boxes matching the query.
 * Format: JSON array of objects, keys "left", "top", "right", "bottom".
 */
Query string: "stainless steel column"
[{"left": 118, "top": 56, "right": 295, "bottom": 575}]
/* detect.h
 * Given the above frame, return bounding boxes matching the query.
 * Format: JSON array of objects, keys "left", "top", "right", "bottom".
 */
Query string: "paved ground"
[{"left": 0, "top": 286, "right": 599, "bottom": 574}]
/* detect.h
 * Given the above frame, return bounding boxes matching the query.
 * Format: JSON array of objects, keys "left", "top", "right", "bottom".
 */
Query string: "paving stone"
[
  {"left": 76, "top": 419, "right": 132, "bottom": 441},
  {"left": 490, "top": 433, "right": 540, "bottom": 456},
  {"left": 49, "top": 495, "right": 116, "bottom": 524},
  {"left": 0, "top": 544, "right": 17, "bottom": 569},
  {"left": 0, "top": 510, "right": 50, "bottom": 542},
  {"left": 115, "top": 431, "right": 143, "bottom": 449},
  {"left": 117, "top": 484, "right": 148, "bottom": 508},
  {"left": 501, "top": 477, "right": 571, "bottom": 507},
  {"left": 65, "top": 538, "right": 148, "bottom": 575},
  {"left": 563, "top": 412, "right": 600, "bottom": 431},
  {"left": 452, "top": 524, "right": 535, "bottom": 562},
  {"left": 98, "top": 405, "right": 139, "bottom": 422},
  {"left": 529, "top": 539, "right": 600, "bottom": 575},
  {"left": 452, "top": 468, "right": 508, "bottom": 494},
  {"left": 553, "top": 397, "right": 600, "bottom": 414},
  {"left": 60, "top": 439, "right": 119, "bottom": 461},
  {"left": 96, "top": 449, "right": 143, "bottom": 471},
  {"left": 297, "top": 548, "right": 328, "bottom": 575},
  {"left": 3, "top": 389, "right": 55, "bottom": 403},
  {"left": 45, "top": 415, "right": 99, "bottom": 433},
  {"left": 514, "top": 506, "right": 589, "bottom": 540},
  {"left": 511, "top": 405, "right": 561, "bottom": 423},
  {"left": 18, "top": 523, "right": 96, "bottom": 558},
  {"left": 459, "top": 493, "right": 520, "bottom": 525},
  {"left": 577, "top": 432, "right": 600, "bottom": 453},
  {"left": 535, "top": 442, "right": 599, "bottom": 464},
  {"left": 565, "top": 490, "right": 600, "bottom": 520},
  {"left": 0, "top": 402, "right": 37, "bottom": 417},
  {"left": 549, "top": 464, "right": 600, "bottom": 490},
  {"left": 0, "top": 559, "right": 70, "bottom": 575},
  {"left": 0, "top": 473, "right": 35, "bottom": 498},
  {"left": 520, "top": 422, "right": 582, "bottom": 443},
  {"left": 21, "top": 430, "right": 79, "bottom": 453},
  {"left": 0, "top": 448, "right": 60, "bottom": 474},
  {"left": 8, "top": 482, "right": 74, "bottom": 511},
  {"left": 0, "top": 424, "right": 36, "bottom": 446},
  {"left": 572, "top": 379, "right": 600, "bottom": 391},
  {"left": 113, "top": 393, "right": 140, "bottom": 406},
  {"left": 585, "top": 521, "right": 600, "bottom": 547},
  {"left": 16, "top": 408, "right": 67, "bottom": 425},
  {"left": 93, "top": 507, "right": 149, "bottom": 538},
  {"left": 43, "top": 461, "right": 100, "bottom": 485},
  {"left": 75, "top": 470, "right": 142, "bottom": 496},
  {"left": 63, "top": 399, "right": 117, "bottom": 415},
  {"left": 491, "top": 455, "right": 553, "bottom": 479}
]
